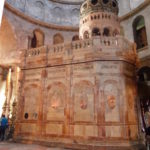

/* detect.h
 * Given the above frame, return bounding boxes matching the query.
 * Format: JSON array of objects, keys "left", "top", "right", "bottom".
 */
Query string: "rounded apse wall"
[{"left": 6, "top": 0, "right": 145, "bottom": 27}]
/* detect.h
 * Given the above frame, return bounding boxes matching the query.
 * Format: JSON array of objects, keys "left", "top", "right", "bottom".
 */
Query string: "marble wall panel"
[
  {"left": 21, "top": 123, "right": 37, "bottom": 133},
  {"left": 46, "top": 124, "right": 63, "bottom": 135},
  {"left": 73, "top": 80, "right": 95, "bottom": 122},
  {"left": 74, "top": 125, "right": 98, "bottom": 137},
  {"left": 105, "top": 126, "right": 121, "bottom": 137},
  {"left": 104, "top": 81, "right": 120, "bottom": 122},
  {"left": 46, "top": 82, "right": 66, "bottom": 121},
  {"left": 23, "top": 84, "right": 41, "bottom": 120}
]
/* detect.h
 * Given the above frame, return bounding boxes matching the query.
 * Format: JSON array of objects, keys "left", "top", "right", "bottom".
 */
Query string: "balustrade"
[
  {"left": 25, "top": 36, "right": 134, "bottom": 60},
  {"left": 48, "top": 43, "right": 65, "bottom": 54},
  {"left": 26, "top": 46, "right": 47, "bottom": 57}
]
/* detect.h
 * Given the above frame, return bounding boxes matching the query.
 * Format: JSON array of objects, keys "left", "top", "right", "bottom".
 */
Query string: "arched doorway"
[{"left": 137, "top": 66, "right": 150, "bottom": 134}]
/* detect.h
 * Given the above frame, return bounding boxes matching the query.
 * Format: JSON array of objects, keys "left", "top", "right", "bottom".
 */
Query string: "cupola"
[{"left": 79, "top": 0, "right": 120, "bottom": 39}]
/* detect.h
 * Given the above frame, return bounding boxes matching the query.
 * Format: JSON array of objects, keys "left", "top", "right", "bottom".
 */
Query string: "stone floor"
[{"left": 0, "top": 142, "right": 71, "bottom": 150}]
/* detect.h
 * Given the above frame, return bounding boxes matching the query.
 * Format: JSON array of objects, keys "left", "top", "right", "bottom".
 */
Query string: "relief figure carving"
[{"left": 107, "top": 95, "right": 116, "bottom": 109}]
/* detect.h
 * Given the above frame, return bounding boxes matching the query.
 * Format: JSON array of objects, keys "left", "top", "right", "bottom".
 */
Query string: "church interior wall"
[
  {"left": 0, "top": 0, "right": 149, "bottom": 149},
  {"left": 0, "top": 15, "right": 17, "bottom": 64},
  {"left": 6, "top": 0, "right": 80, "bottom": 27},
  {"left": 3, "top": 8, "right": 79, "bottom": 50},
  {"left": 121, "top": 3, "right": 150, "bottom": 67}
]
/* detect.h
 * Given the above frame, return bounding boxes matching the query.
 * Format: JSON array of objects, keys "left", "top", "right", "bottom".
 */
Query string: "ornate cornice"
[
  {"left": 4, "top": 2, "right": 79, "bottom": 32},
  {"left": 120, "top": 0, "right": 150, "bottom": 21},
  {"left": 49, "top": 0, "right": 83, "bottom": 5}
]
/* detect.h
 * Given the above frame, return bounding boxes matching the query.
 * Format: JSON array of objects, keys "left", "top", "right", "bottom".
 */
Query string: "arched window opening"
[
  {"left": 103, "top": 28, "right": 110, "bottom": 36},
  {"left": 92, "top": 28, "right": 100, "bottom": 36},
  {"left": 72, "top": 35, "right": 79, "bottom": 41},
  {"left": 31, "top": 34, "right": 37, "bottom": 48},
  {"left": 30, "top": 29, "right": 44, "bottom": 48},
  {"left": 133, "top": 16, "right": 148, "bottom": 50},
  {"left": 91, "top": 0, "right": 98, "bottom": 5},
  {"left": 83, "top": 31, "right": 89, "bottom": 39},
  {"left": 137, "top": 66, "right": 150, "bottom": 135},
  {"left": 53, "top": 33, "right": 64, "bottom": 45},
  {"left": 138, "top": 67, "right": 150, "bottom": 82}
]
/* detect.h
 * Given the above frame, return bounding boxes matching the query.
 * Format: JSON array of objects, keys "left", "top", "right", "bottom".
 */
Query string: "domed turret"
[{"left": 79, "top": 0, "right": 120, "bottom": 39}]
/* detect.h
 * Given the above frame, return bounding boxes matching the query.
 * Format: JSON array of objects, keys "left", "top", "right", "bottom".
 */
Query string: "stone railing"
[
  {"left": 26, "top": 46, "right": 47, "bottom": 57},
  {"left": 48, "top": 43, "right": 65, "bottom": 54},
  {"left": 23, "top": 36, "right": 136, "bottom": 68},
  {"left": 71, "top": 38, "right": 93, "bottom": 50}
]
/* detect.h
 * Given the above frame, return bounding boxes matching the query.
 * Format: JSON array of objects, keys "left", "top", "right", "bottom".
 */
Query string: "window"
[
  {"left": 72, "top": 35, "right": 79, "bottom": 41},
  {"left": 91, "top": 0, "right": 98, "bottom": 5},
  {"left": 133, "top": 16, "right": 148, "bottom": 50},
  {"left": 30, "top": 29, "right": 44, "bottom": 48},
  {"left": 83, "top": 31, "right": 89, "bottom": 39},
  {"left": 92, "top": 28, "right": 100, "bottom": 36},
  {"left": 103, "top": 28, "right": 110, "bottom": 36}
]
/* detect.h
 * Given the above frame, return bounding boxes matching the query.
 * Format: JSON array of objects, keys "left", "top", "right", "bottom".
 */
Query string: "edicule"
[{"left": 14, "top": 0, "right": 143, "bottom": 149}]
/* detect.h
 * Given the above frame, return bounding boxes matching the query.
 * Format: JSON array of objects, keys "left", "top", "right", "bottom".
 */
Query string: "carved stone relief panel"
[
  {"left": 46, "top": 82, "right": 66, "bottom": 121},
  {"left": 104, "top": 81, "right": 120, "bottom": 122},
  {"left": 73, "top": 80, "right": 94, "bottom": 122},
  {"left": 24, "top": 84, "right": 41, "bottom": 120}
]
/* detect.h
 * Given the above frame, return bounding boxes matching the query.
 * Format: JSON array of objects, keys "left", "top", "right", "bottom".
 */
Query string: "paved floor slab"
[{"left": 0, "top": 142, "right": 71, "bottom": 150}]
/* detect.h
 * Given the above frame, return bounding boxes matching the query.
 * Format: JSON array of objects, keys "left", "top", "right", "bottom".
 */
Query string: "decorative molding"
[
  {"left": 49, "top": 0, "right": 83, "bottom": 5},
  {"left": 120, "top": 0, "right": 150, "bottom": 21},
  {"left": 4, "top": 2, "right": 79, "bottom": 32}
]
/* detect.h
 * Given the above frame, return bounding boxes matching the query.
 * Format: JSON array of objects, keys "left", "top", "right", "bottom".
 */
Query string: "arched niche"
[
  {"left": 103, "top": 27, "right": 110, "bottom": 36},
  {"left": 133, "top": 16, "right": 148, "bottom": 50},
  {"left": 53, "top": 33, "right": 64, "bottom": 45},
  {"left": 72, "top": 35, "right": 79, "bottom": 41},
  {"left": 92, "top": 27, "right": 101, "bottom": 36},
  {"left": 137, "top": 66, "right": 150, "bottom": 133},
  {"left": 46, "top": 82, "right": 66, "bottom": 121},
  {"left": 83, "top": 31, "right": 89, "bottom": 39},
  {"left": 103, "top": 80, "right": 120, "bottom": 122},
  {"left": 30, "top": 29, "right": 45, "bottom": 48},
  {"left": 73, "top": 80, "right": 94, "bottom": 122}
]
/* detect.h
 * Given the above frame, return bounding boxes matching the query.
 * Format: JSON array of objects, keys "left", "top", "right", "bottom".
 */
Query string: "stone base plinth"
[{"left": 13, "top": 136, "right": 145, "bottom": 150}]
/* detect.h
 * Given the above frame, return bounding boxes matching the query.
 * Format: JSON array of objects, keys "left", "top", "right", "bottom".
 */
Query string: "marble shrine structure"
[{"left": 13, "top": 0, "right": 143, "bottom": 149}]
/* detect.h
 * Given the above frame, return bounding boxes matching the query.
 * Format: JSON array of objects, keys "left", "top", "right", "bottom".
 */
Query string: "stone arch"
[
  {"left": 83, "top": 31, "right": 89, "bottom": 39},
  {"left": 133, "top": 15, "right": 148, "bottom": 50},
  {"left": 72, "top": 35, "right": 79, "bottom": 41},
  {"left": 103, "top": 27, "right": 111, "bottom": 36},
  {"left": 53, "top": 33, "right": 64, "bottom": 45},
  {"left": 30, "top": 29, "right": 45, "bottom": 48},
  {"left": 137, "top": 66, "right": 150, "bottom": 131},
  {"left": 92, "top": 27, "right": 101, "bottom": 36}
]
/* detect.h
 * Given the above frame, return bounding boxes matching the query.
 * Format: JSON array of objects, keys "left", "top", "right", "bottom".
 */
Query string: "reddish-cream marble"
[{"left": 14, "top": 0, "right": 144, "bottom": 149}]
